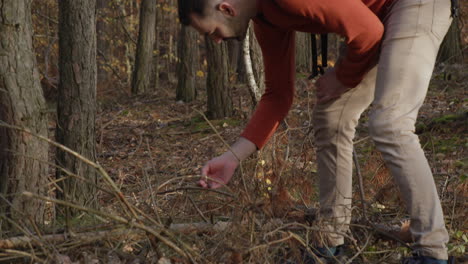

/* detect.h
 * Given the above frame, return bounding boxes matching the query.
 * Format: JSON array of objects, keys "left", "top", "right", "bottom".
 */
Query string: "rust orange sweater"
[{"left": 241, "top": 0, "right": 393, "bottom": 149}]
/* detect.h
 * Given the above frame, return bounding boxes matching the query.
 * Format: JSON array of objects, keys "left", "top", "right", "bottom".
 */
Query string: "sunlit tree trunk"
[
  {"left": 248, "top": 24, "right": 265, "bottom": 103},
  {"left": 176, "top": 25, "right": 198, "bottom": 102},
  {"left": 0, "top": 0, "right": 49, "bottom": 224},
  {"left": 131, "top": 0, "right": 157, "bottom": 94},
  {"left": 205, "top": 37, "right": 232, "bottom": 119},
  {"left": 57, "top": 0, "right": 98, "bottom": 213}
]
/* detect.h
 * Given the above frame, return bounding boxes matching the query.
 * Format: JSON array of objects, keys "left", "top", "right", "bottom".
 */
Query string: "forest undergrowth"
[{"left": 0, "top": 61, "right": 466, "bottom": 264}]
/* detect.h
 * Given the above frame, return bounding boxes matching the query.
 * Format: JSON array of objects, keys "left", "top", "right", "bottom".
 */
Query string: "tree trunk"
[
  {"left": 151, "top": 2, "right": 161, "bottom": 91},
  {"left": 295, "top": 32, "right": 312, "bottom": 73},
  {"left": 96, "top": 0, "right": 110, "bottom": 89},
  {"left": 176, "top": 26, "right": 198, "bottom": 102},
  {"left": 205, "top": 37, "right": 232, "bottom": 119},
  {"left": 227, "top": 40, "right": 241, "bottom": 80},
  {"left": 248, "top": 24, "right": 265, "bottom": 102},
  {"left": 0, "top": 0, "right": 49, "bottom": 224},
  {"left": 131, "top": 0, "right": 157, "bottom": 95},
  {"left": 57, "top": 0, "right": 98, "bottom": 213}
]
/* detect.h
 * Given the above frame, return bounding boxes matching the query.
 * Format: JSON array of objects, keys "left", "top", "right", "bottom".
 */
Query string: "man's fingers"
[
  {"left": 200, "top": 178, "right": 221, "bottom": 189},
  {"left": 198, "top": 179, "right": 208, "bottom": 188},
  {"left": 201, "top": 164, "right": 210, "bottom": 176},
  {"left": 208, "top": 182, "right": 221, "bottom": 189}
]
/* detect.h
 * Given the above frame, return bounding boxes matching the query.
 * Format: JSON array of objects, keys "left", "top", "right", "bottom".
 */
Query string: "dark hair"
[{"left": 178, "top": 0, "right": 209, "bottom": 25}]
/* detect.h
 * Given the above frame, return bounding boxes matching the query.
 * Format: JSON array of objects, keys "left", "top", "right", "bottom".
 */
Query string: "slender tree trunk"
[
  {"left": 57, "top": 0, "right": 98, "bottom": 213},
  {"left": 0, "top": 0, "right": 49, "bottom": 224},
  {"left": 295, "top": 32, "right": 312, "bottom": 73},
  {"left": 96, "top": 0, "right": 110, "bottom": 89},
  {"left": 244, "top": 26, "right": 261, "bottom": 103},
  {"left": 151, "top": 2, "right": 161, "bottom": 91},
  {"left": 205, "top": 37, "right": 232, "bottom": 119},
  {"left": 176, "top": 25, "right": 198, "bottom": 102},
  {"left": 131, "top": 0, "right": 157, "bottom": 95},
  {"left": 116, "top": 0, "right": 134, "bottom": 86}
]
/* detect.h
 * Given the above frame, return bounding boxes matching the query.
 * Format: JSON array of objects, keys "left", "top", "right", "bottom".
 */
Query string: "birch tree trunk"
[{"left": 243, "top": 24, "right": 265, "bottom": 105}]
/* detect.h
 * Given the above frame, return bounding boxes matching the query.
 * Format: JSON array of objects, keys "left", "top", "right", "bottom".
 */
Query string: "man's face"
[{"left": 189, "top": 4, "right": 249, "bottom": 43}]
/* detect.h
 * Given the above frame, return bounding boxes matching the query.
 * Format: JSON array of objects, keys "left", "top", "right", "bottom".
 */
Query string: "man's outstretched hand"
[
  {"left": 199, "top": 137, "right": 257, "bottom": 189},
  {"left": 199, "top": 151, "right": 239, "bottom": 189},
  {"left": 316, "top": 68, "right": 351, "bottom": 104}
]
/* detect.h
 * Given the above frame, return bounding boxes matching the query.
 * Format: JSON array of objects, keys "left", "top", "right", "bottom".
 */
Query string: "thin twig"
[
  {"left": 21, "top": 192, "right": 194, "bottom": 261},
  {"left": 188, "top": 196, "right": 209, "bottom": 223},
  {"left": 157, "top": 186, "right": 236, "bottom": 198},
  {"left": 142, "top": 168, "right": 162, "bottom": 224},
  {"left": 6, "top": 151, "right": 115, "bottom": 196},
  {"left": 345, "top": 233, "right": 371, "bottom": 264},
  {"left": 352, "top": 147, "right": 368, "bottom": 220},
  {"left": 0, "top": 121, "right": 139, "bottom": 220},
  {"left": 193, "top": 109, "right": 251, "bottom": 202},
  {"left": 248, "top": 232, "right": 293, "bottom": 252},
  {"left": 3, "top": 249, "right": 45, "bottom": 263}
]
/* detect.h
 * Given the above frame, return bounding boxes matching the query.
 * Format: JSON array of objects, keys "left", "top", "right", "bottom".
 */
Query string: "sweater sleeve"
[
  {"left": 240, "top": 21, "right": 296, "bottom": 149},
  {"left": 276, "top": 0, "right": 384, "bottom": 87}
]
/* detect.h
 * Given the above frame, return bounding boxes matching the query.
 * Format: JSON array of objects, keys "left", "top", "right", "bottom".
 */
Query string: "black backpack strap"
[
  {"left": 308, "top": 34, "right": 328, "bottom": 79},
  {"left": 310, "top": 34, "right": 319, "bottom": 78},
  {"left": 321, "top": 33, "right": 328, "bottom": 72}
]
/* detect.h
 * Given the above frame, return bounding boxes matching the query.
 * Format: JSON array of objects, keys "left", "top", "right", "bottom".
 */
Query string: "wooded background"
[{"left": 0, "top": 0, "right": 466, "bottom": 263}]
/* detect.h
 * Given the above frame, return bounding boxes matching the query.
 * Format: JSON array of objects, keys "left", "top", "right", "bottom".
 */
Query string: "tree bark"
[
  {"left": 227, "top": 40, "right": 241, "bottom": 80},
  {"left": 151, "top": 2, "right": 161, "bottom": 91},
  {"left": 205, "top": 37, "right": 232, "bottom": 119},
  {"left": 0, "top": 0, "right": 49, "bottom": 224},
  {"left": 131, "top": 0, "right": 157, "bottom": 95},
  {"left": 295, "top": 32, "right": 312, "bottom": 73},
  {"left": 176, "top": 25, "right": 198, "bottom": 102},
  {"left": 244, "top": 26, "right": 261, "bottom": 103},
  {"left": 57, "top": 0, "right": 98, "bottom": 212},
  {"left": 247, "top": 24, "right": 265, "bottom": 104},
  {"left": 96, "top": 0, "right": 110, "bottom": 88}
]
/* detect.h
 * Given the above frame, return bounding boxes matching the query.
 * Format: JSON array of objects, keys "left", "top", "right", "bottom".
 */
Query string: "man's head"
[{"left": 177, "top": 0, "right": 257, "bottom": 43}]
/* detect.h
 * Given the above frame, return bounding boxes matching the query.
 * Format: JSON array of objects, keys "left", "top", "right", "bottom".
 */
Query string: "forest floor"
[
  {"left": 2, "top": 61, "right": 466, "bottom": 263},
  {"left": 50, "top": 59, "right": 465, "bottom": 263}
]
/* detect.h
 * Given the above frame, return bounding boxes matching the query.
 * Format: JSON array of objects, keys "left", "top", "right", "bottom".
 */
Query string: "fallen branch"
[
  {"left": 0, "top": 221, "right": 230, "bottom": 250},
  {"left": 0, "top": 228, "right": 139, "bottom": 250}
]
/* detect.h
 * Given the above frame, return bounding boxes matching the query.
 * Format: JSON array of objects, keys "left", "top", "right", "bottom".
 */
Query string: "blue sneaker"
[
  {"left": 301, "top": 245, "right": 347, "bottom": 264},
  {"left": 402, "top": 255, "right": 451, "bottom": 264}
]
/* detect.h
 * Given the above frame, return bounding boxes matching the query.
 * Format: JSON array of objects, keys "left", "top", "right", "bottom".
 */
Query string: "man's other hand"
[{"left": 316, "top": 68, "right": 351, "bottom": 104}]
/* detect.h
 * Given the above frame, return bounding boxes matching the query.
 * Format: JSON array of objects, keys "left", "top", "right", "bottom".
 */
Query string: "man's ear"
[{"left": 218, "top": 2, "right": 237, "bottom": 17}]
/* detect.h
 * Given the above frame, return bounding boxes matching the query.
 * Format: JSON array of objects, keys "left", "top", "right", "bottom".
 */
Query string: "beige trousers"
[{"left": 313, "top": 0, "right": 452, "bottom": 259}]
